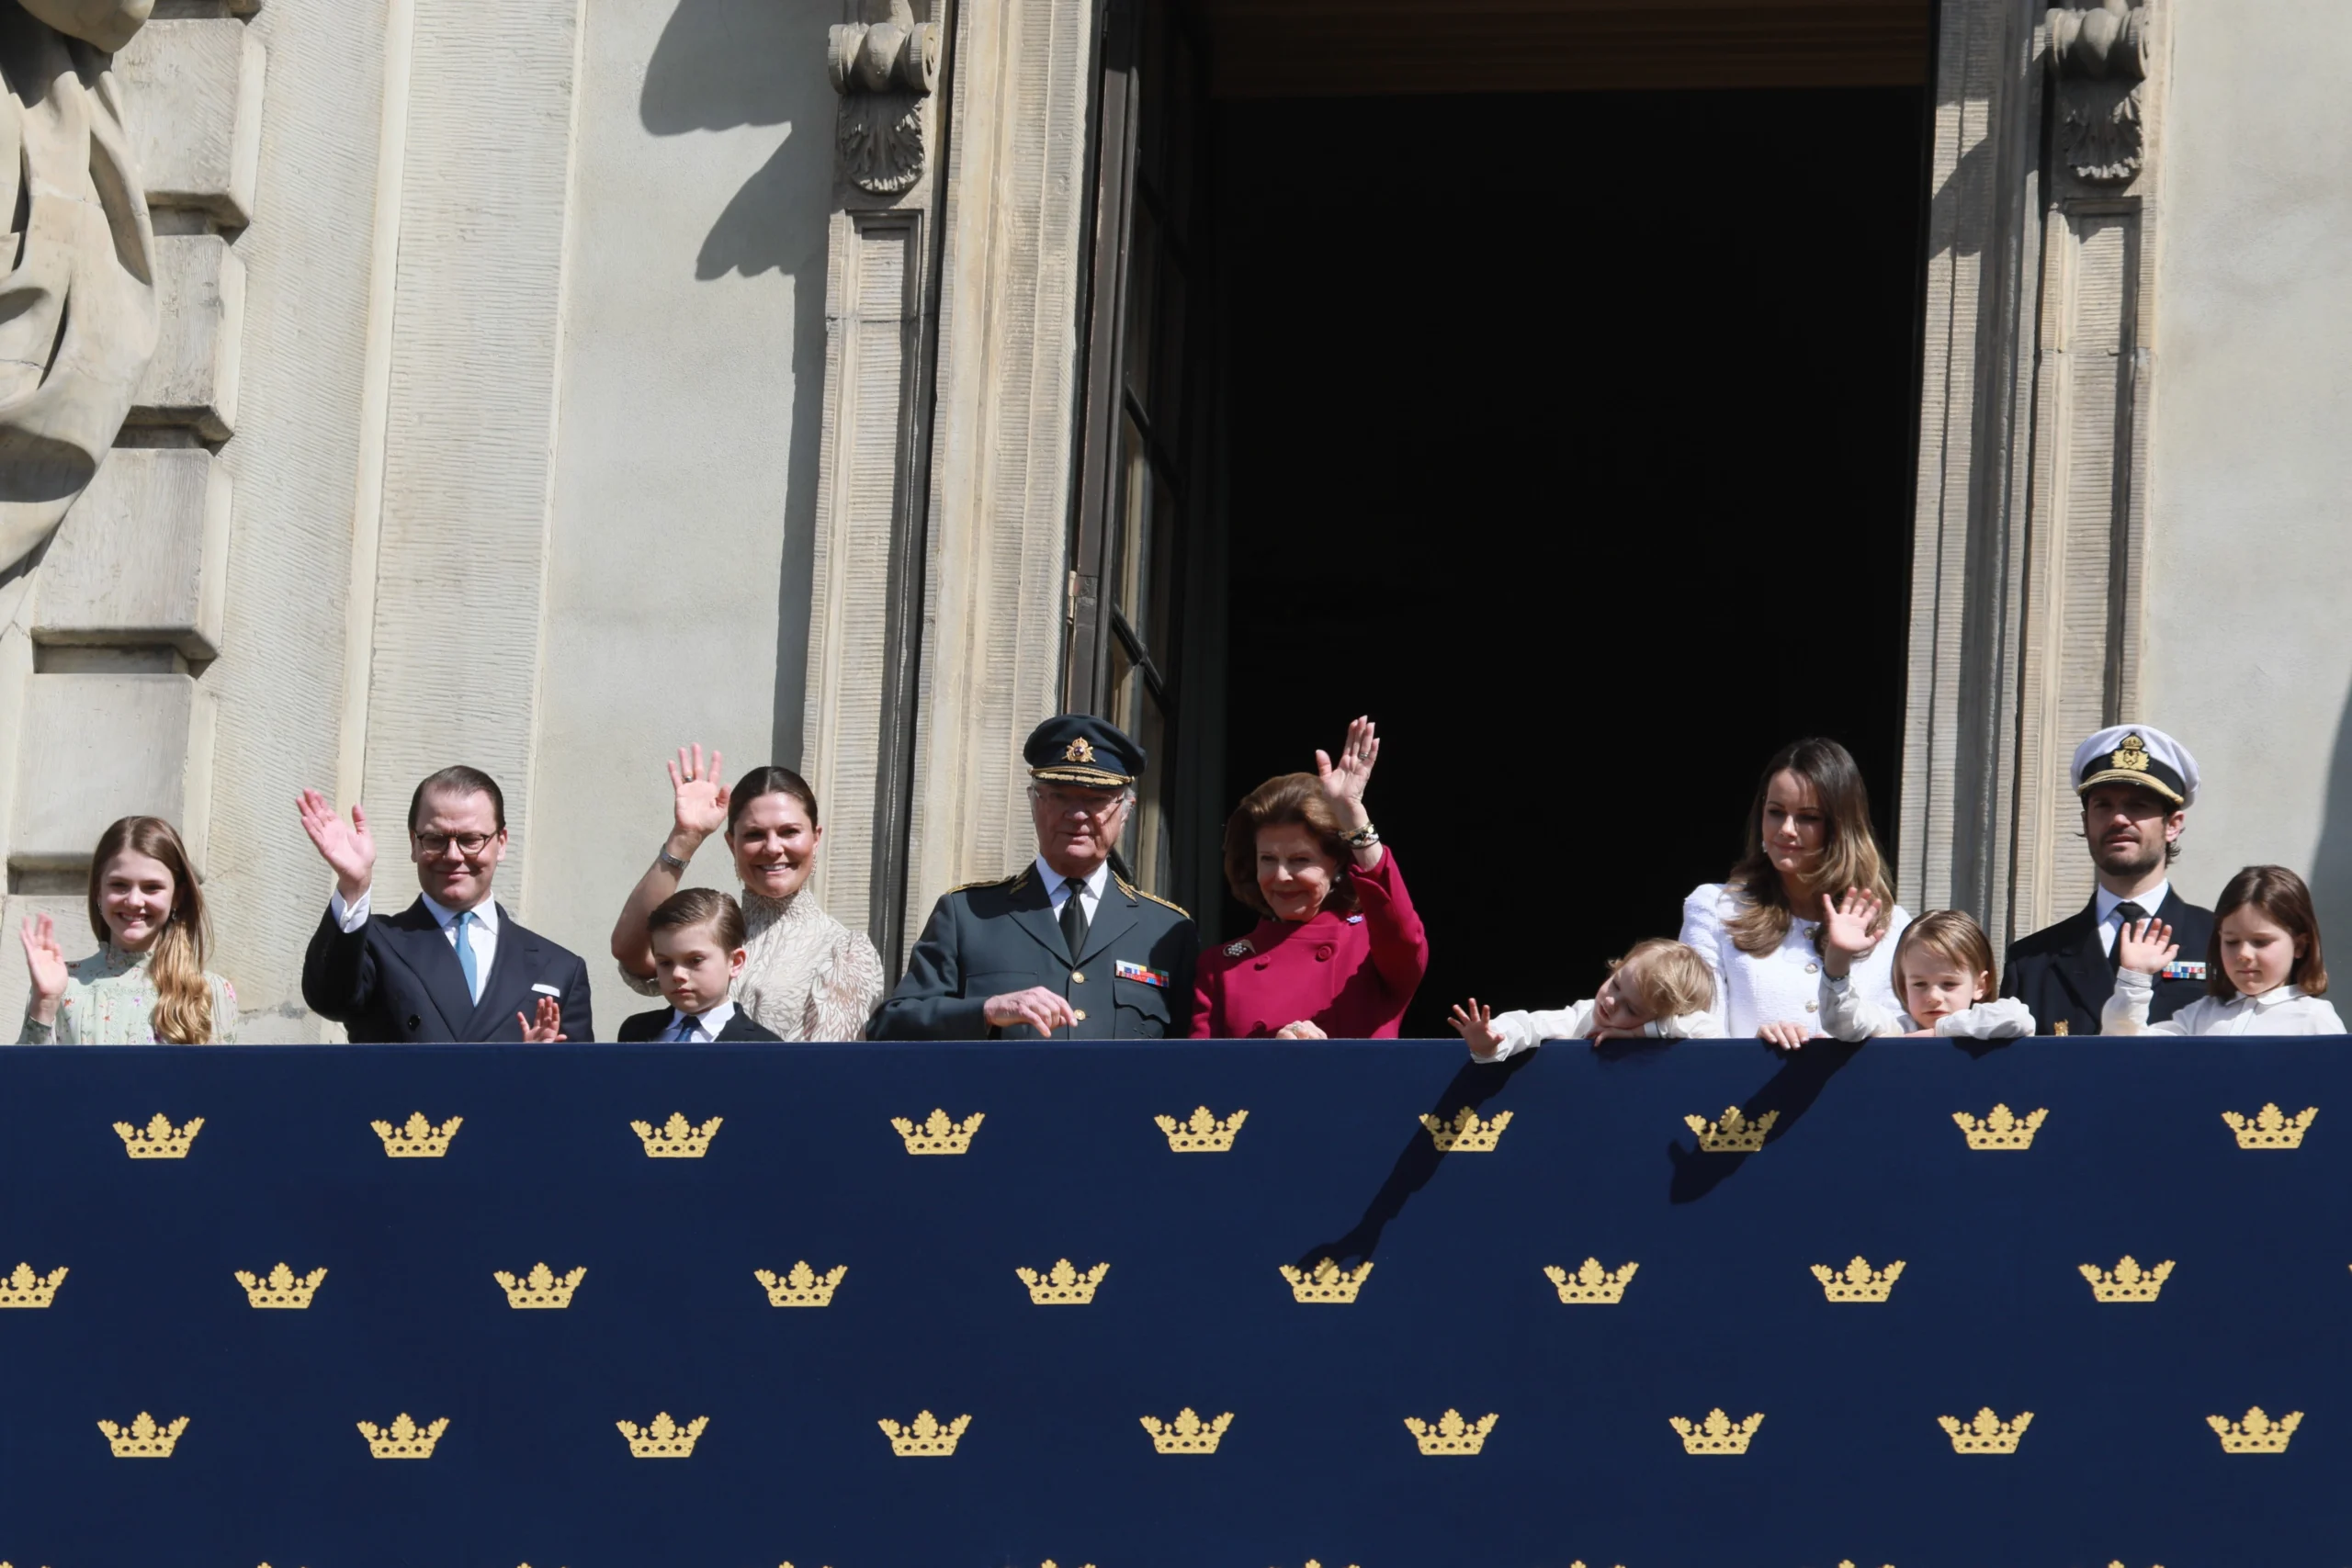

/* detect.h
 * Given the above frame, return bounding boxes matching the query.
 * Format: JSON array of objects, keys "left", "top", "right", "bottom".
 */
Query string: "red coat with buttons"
[{"left": 1190, "top": 847, "right": 1430, "bottom": 1039}]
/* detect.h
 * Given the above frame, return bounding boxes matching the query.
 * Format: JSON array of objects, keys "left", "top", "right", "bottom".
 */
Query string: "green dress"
[{"left": 16, "top": 945, "right": 239, "bottom": 1044}]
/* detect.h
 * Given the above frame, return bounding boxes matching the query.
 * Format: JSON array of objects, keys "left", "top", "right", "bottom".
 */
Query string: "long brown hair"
[
  {"left": 87, "top": 817, "right": 216, "bottom": 1044},
  {"left": 1222, "top": 773, "right": 1359, "bottom": 919},
  {"left": 2209, "top": 864, "right": 2327, "bottom": 998},
  {"left": 1724, "top": 739, "right": 1894, "bottom": 957}
]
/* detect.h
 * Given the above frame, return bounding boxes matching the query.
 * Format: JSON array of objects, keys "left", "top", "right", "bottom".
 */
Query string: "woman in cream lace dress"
[{"left": 609, "top": 748, "right": 884, "bottom": 1040}]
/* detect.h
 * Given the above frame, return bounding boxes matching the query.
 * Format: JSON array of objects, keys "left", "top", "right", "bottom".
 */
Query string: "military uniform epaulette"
[
  {"left": 948, "top": 868, "right": 1033, "bottom": 897},
  {"left": 1116, "top": 875, "right": 1189, "bottom": 919}
]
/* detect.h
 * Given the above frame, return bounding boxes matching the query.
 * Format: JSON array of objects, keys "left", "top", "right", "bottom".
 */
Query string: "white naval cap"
[{"left": 2071, "top": 724, "right": 2199, "bottom": 807}]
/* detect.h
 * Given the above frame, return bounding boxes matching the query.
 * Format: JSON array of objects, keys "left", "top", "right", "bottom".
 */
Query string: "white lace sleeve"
[
  {"left": 2100, "top": 966, "right": 2159, "bottom": 1035},
  {"left": 1677, "top": 886, "right": 1733, "bottom": 1035},
  {"left": 1938, "top": 997, "right": 2037, "bottom": 1040},
  {"left": 616, "top": 962, "right": 662, "bottom": 998},
  {"left": 1650, "top": 1010, "right": 1724, "bottom": 1039},
  {"left": 1476, "top": 1002, "right": 1597, "bottom": 1063},
  {"left": 805, "top": 929, "right": 888, "bottom": 1043}
]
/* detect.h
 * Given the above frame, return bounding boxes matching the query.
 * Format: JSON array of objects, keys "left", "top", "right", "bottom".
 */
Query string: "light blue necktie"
[
  {"left": 668, "top": 1014, "right": 697, "bottom": 1043},
  {"left": 453, "top": 910, "right": 481, "bottom": 1003}
]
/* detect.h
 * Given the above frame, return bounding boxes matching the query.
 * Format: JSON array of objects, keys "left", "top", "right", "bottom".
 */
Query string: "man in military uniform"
[
  {"left": 2003, "top": 724, "right": 2215, "bottom": 1035},
  {"left": 869, "top": 716, "right": 1197, "bottom": 1039}
]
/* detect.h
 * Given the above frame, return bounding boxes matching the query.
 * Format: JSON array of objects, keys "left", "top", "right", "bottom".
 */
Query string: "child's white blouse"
[
  {"left": 2102, "top": 968, "right": 2347, "bottom": 1036},
  {"left": 1679, "top": 883, "right": 1910, "bottom": 1039},
  {"left": 1470, "top": 999, "right": 1723, "bottom": 1063},
  {"left": 1817, "top": 975, "right": 2035, "bottom": 1042}
]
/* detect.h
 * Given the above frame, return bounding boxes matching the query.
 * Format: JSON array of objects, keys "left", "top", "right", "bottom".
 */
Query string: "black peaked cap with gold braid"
[{"left": 1026, "top": 714, "right": 1144, "bottom": 788}]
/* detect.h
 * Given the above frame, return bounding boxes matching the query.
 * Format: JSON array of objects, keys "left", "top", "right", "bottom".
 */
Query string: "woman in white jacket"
[
  {"left": 2105, "top": 864, "right": 2346, "bottom": 1036},
  {"left": 1679, "top": 738, "right": 1909, "bottom": 1044}
]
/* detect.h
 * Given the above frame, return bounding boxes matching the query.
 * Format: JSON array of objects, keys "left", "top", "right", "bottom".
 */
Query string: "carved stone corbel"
[
  {"left": 829, "top": 0, "right": 940, "bottom": 197},
  {"left": 2046, "top": 0, "right": 2151, "bottom": 183}
]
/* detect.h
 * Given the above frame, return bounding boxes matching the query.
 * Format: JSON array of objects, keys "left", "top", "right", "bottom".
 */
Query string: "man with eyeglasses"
[
  {"left": 870, "top": 716, "right": 1197, "bottom": 1040},
  {"left": 296, "top": 766, "right": 594, "bottom": 1042}
]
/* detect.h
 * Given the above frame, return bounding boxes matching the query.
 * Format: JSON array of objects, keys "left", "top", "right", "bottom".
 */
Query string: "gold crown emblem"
[
  {"left": 494, "top": 1262, "right": 585, "bottom": 1309},
  {"left": 0, "top": 1262, "right": 66, "bottom": 1308},
  {"left": 2080, "top": 1256, "right": 2173, "bottom": 1302},
  {"left": 1281, "top": 1258, "right": 1372, "bottom": 1303},
  {"left": 1669, "top": 1408, "right": 1762, "bottom": 1454},
  {"left": 1139, "top": 1408, "right": 1232, "bottom": 1454},
  {"left": 617, "top": 1412, "right": 707, "bottom": 1458},
  {"left": 1154, "top": 1106, "right": 1247, "bottom": 1151},
  {"left": 2222, "top": 1103, "right": 2316, "bottom": 1148},
  {"left": 2111, "top": 733, "right": 2151, "bottom": 772},
  {"left": 113, "top": 1113, "right": 201, "bottom": 1158},
  {"left": 2209, "top": 1405, "right": 2301, "bottom": 1453},
  {"left": 631, "top": 1112, "right": 722, "bottom": 1157},
  {"left": 1403, "top": 1409, "right": 1497, "bottom": 1455},
  {"left": 1544, "top": 1258, "right": 1638, "bottom": 1304},
  {"left": 370, "top": 1111, "right": 460, "bottom": 1157},
  {"left": 893, "top": 1108, "right": 983, "bottom": 1154},
  {"left": 97, "top": 1412, "right": 187, "bottom": 1457},
  {"left": 358, "top": 1414, "right": 448, "bottom": 1459},
  {"left": 1684, "top": 1107, "right": 1775, "bottom": 1153},
  {"left": 756, "top": 1262, "right": 847, "bottom": 1306},
  {"left": 1064, "top": 737, "right": 1096, "bottom": 763},
  {"left": 1812, "top": 1257, "right": 1905, "bottom": 1303},
  {"left": 1953, "top": 1103, "right": 2047, "bottom": 1149},
  {"left": 1018, "top": 1259, "right": 1109, "bottom": 1304},
  {"left": 879, "top": 1410, "right": 971, "bottom": 1456},
  {"left": 1420, "top": 1107, "right": 1512, "bottom": 1152},
  {"left": 1938, "top": 1407, "right": 2032, "bottom": 1453},
  {"left": 235, "top": 1263, "right": 327, "bottom": 1309}
]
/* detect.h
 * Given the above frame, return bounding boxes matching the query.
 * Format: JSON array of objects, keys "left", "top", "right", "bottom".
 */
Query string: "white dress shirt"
[
  {"left": 659, "top": 999, "right": 738, "bottom": 1043},
  {"left": 329, "top": 886, "right": 499, "bottom": 1002},
  {"left": 2102, "top": 969, "right": 2347, "bottom": 1036},
  {"left": 1035, "top": 857, "right": 1109, "bottom": 924},
  {"left": 1679, "top": 883, "right": 1911, "bottom": 1039},
  {"left": 2095, "top": 880, "right": 2172, "bottom": 956},
  {"left": 1469, "top": 998, "right": 1724, "bottom": 1063}
]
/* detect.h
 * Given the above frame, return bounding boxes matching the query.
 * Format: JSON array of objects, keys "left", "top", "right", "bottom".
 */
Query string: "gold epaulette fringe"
[{"left": 1117, "top": 876, "right": 1189, "bottom": 919}]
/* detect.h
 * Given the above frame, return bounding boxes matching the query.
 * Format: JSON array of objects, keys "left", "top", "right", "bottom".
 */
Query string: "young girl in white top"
[
  {"left": 1450, "top": 939, "right": 1723, "bottom": 1062},
  {"left": 1679, "top": 738, "right": 1910, "bottom": 1044},
  {"left": 2105, "top": 864, "right": 2346, "bottom": 1036},
  {"left": 1816, "top": 902, "right": 2036, "bottom": 1041}
]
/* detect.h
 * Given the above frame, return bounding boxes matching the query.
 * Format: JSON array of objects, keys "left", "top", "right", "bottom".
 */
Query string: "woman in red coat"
[{"left": 1192, "top": 717, "right": 1429, "bottom": 1039}]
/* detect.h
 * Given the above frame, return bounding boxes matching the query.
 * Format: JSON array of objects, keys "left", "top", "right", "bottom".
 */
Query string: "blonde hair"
[
  {"left": 87, "top": 817, "right": 216, "bottom": 1045},
  {"left": 1894, "top": 910, "right": 1998, "bottom": 998},
  {"left": 1724, "top": 738, "right": 1894, "bottom": 957},
  {"left": 1617, "top": 938, "right": 1715, "bottom": 1020}
]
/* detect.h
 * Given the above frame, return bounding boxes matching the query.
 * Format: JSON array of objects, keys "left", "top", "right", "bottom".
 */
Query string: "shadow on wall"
[
  {"left": 642, "top": 0, "right": 834, "bottom": 768},
  {"left": 2310, "top": 672, "right": 2352, "bottom": 956}
]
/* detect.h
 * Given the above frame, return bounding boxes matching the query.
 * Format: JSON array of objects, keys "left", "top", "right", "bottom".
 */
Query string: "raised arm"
[
  {"left": 609, "top": 746, "right": 729, "bottom": 978},
  {"left": 2099, "top": 918, "right": 2180, "bottom": 1036}
]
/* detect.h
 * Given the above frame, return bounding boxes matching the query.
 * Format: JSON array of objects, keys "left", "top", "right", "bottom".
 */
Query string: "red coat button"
[
  {"left": 1315, "top": 943, "right": 1336, "bottom": 962},
  {"left": 1253, "top": 959, "right": 1271, "bottom": 971}
]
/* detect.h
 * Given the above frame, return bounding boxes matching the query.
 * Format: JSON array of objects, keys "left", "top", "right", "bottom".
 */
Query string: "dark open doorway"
[{"left": 1206, "top": 87, "right": 1928, "bottom": 1035}]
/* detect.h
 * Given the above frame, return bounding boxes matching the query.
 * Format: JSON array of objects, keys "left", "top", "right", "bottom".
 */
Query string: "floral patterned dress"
[
  {"left": 620, "top": 889, "right": 885, "bottom": 1041},
  {"left": 16, "top": 945, "right": 240, "bottom": 1044}
]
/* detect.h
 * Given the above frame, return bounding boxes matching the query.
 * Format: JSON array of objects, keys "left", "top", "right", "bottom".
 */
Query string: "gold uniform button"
[
  {"left": 1071, "top": 970, "right": 1086, "bottom": 984},
  {"left": 1072, "top": 1009, "right": 1088, "bottom": 1022}
]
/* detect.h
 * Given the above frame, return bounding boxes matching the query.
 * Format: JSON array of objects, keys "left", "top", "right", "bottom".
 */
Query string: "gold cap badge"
[{"left": 1064, "top": 736, "right": 1096, "bottom": 763}]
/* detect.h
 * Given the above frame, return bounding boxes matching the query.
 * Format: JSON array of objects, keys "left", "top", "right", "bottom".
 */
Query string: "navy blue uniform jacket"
[
  {"left": 614, "top": 1007, "right": 783, "bottom": 1043},
  {"left": 2001, "top": 888, "right": 2215, "bottom": 1036},
  {"left": 869, "top": 865, "right": 1197, "bottom": 1040},
  {"left": 301, "top": 898, "right": 594, "bottom": 1043}
]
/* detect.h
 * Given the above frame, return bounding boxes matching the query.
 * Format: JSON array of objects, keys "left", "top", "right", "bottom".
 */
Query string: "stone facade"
[{"left": 2, "top": 0, "right": 2349, "bottom": 1036}]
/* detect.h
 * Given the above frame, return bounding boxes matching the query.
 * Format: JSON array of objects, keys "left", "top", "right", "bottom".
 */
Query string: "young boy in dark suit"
[{"left": 615, "top": 888, "right": 782, "bottom": 1043}]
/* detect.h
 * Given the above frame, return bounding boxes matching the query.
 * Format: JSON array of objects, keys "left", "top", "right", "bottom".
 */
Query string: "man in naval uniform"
[
  {"left": 2002, "top": 725, "right": 2215, "bottom": 1035},
  {"left": 869, "top": 716, "right": 1197, "bottom": 1040}
]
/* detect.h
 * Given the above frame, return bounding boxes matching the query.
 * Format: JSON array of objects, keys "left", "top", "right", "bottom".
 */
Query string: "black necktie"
[
  {"left": 1059, "top": 882, "right": 1090, "bottom": 964},
  {"left": 2110, "top": 901, "right": 2150, "bottom": 971}
]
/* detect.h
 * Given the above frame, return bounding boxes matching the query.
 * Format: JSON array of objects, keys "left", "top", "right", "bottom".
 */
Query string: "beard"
[{"left": 2089, "top": 832, "right": 2164, "bottom": 880}]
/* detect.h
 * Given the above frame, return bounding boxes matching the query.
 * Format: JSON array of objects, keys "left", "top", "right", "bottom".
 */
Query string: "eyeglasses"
[
  {"left": 415, "top": 831, "right": 496, "bottom": 857},
  {"left": 1032, "top": 787, "right": 1129, "bottom": 820}
]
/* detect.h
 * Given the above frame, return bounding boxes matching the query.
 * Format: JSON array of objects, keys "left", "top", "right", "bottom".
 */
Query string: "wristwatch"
[
  {"left": 656, "top": 846, "right": 690, "bottom": 874},
  {"left": 1340, "top": 821, "right": 1380, "bottom": 848}
]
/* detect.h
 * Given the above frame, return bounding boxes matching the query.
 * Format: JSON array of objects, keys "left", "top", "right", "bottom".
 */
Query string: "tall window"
[{"left": 1069, "top": 0, "right": 1206, "bottom": 897}]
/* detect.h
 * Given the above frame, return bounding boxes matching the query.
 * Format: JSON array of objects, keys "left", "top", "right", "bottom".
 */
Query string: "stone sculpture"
[{"left": 0, "top": 0, "right": 159, "bottom": 572}]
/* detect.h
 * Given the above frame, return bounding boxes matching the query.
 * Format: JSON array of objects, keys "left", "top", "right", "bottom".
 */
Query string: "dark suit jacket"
[
  {"left": 2002, "top": 888, "right": 2216, "bottom": 1035},
  {"left": 869, "top": 865, "right": 1198, "bottom": 1040},
  {"left": 301, "top": 897, "right": 594, "bottom": 1043},
  {"left": 614, "top": 1006, "right": 782, "bottom": 1043}
]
